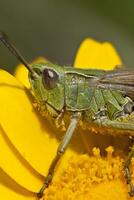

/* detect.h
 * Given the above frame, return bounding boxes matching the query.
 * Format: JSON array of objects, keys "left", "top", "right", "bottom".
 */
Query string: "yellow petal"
[
  {"left": 84, "top": 180, "right": 128, "bottom": 200},
  {"left": 0, "top": 69, "right": 58, "bottom": 175},
  {"left": 0, "top": 69, "right": 85, "bottom": 186},
  {"left": 0, "top": 125, "right": 43, "bottom": 192},
  {"left": 14, "top": 57, "right": 48, "bottom": 88},
  {"left": 74, "top": 38, "right": 122, "bottom": 70},
  {"left": 0, "top": 168, "right": 35, "bottom": 200}
]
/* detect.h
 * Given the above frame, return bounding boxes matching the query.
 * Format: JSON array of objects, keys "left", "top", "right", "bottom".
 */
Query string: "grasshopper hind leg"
[{"left": 124, "top": 138, "right": 134, "bottom": 197}]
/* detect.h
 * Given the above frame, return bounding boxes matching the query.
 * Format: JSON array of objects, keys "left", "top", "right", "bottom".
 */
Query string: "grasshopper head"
[{"left": 29, "top": 63, "right": 65, "bottom": 117}]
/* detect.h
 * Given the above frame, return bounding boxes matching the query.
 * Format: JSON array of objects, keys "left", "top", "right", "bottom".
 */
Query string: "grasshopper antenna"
[{"left": 0, "top": 31, "right": 37, "bottom": 78}]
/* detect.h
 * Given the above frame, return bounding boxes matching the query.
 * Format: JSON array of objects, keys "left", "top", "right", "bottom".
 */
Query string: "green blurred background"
[{"left": 0, "top": 0, "right": 134, "bottom": 72}]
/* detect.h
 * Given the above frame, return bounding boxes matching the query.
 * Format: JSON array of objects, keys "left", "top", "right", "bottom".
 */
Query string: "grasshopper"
[{"left": 0, "top": 31, "right": 134, "bottom": 198}]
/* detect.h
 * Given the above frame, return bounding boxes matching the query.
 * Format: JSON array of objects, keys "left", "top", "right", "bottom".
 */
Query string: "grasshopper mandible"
[{"left": 0, "top": 31, "right": 134, "bottom": 198}]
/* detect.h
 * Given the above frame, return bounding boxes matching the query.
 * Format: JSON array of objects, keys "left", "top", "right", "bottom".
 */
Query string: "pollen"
[{"left": 44, "top": 147, "right": 133, "bottom": 200}]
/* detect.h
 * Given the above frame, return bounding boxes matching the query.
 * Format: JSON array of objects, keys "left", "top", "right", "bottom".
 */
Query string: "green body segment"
[
  {"left": 29, "top": 63, "right": 134, "bottom": 127},
  {"left": 64, "top": 66, "right": 132, "bottom": 121}
]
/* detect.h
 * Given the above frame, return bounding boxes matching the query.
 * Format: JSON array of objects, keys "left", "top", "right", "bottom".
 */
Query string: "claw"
[
  {"left": 37, "top": 191, "right": 43, "bottom": 199},
  {"left": 129, "top": 183, "right": 134, "bottom": 197},
  {"left": 129, "top": 190, "right": 134, "bottom": 197}
]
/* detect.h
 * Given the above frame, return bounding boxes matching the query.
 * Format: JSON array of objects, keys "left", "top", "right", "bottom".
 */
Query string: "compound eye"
[{"left": 42, "top": 68, "right": 59, "bottom": 89}]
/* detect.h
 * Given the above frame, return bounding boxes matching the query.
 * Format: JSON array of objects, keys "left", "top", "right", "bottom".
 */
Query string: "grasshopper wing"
[{"left": 99, "top": 69, "right": 134, "bottom": 99}]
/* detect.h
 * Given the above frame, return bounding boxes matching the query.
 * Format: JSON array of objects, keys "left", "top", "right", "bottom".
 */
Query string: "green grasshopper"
[{"left": 0, "top": 31, "right": 134, "bottom": 198}]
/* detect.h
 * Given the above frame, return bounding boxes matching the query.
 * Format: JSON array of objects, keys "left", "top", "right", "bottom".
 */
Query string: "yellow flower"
[{"left": 0, "top": 38, "right": 132, "bottom": 200}]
